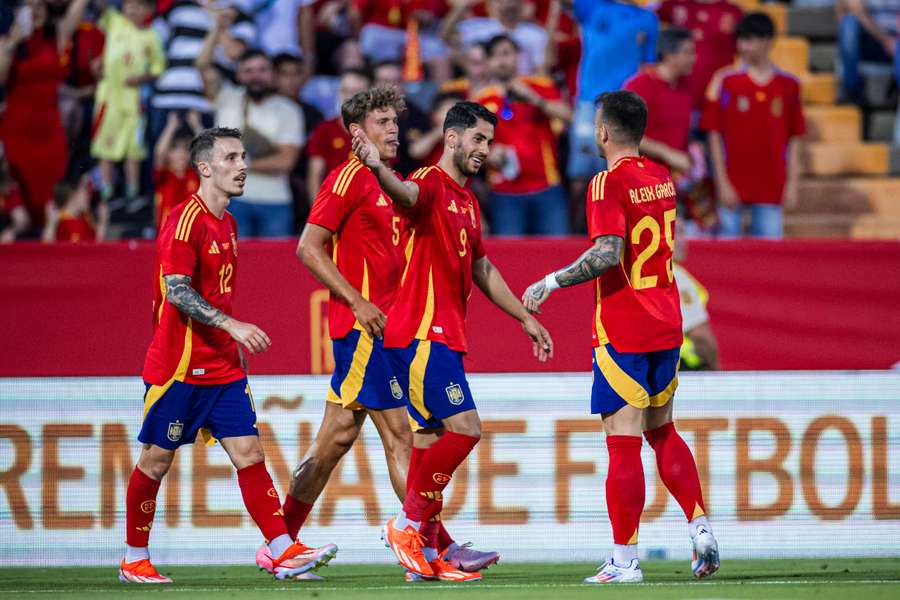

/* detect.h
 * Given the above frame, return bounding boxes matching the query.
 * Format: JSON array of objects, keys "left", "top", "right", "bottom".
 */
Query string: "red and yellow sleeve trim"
[
  {"left": 332, "top": 159, "right": 364, "bottom": 197},
  {"left": 590, "top": 171, "right": 609, "bottom": 202},
  {"left": 410, "top": 166, "right": 437, "bottom": 181},
  {"left": 175, "top": 199, "right": 205, "bottom": 242}
]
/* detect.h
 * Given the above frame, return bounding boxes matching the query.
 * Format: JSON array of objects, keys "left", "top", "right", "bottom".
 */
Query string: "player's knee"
[
  {"left": 138, "top": 445, "right": 175, "bottom": 480},
  {"left": 329, "top": 424, "right": 361, "bottom": 456}
]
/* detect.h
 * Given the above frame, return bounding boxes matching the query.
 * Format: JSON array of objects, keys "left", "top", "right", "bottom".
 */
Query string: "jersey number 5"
[{"left": 630, "top": 209, "right": 675, "bottom": 290}]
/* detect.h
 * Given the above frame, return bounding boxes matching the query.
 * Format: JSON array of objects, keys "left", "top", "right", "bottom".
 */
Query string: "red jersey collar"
[
  {"left": 610, "top": 155, "right": 644, "bottom": 171},
  {"left": 435, "top": 165, "right": 469, "bottom": 193}
]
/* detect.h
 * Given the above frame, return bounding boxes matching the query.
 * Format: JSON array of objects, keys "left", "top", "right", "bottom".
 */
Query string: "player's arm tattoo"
[
  {"left": 164, "top": 274, "right": 229, "bottom": 328},
  {"left": 554, "top": 235, "right": 624, "bottom": 288}
]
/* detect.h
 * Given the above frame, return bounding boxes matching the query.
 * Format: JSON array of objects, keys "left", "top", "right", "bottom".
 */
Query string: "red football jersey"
[
  {"left": 384, "top": 165, "right": 486, "bottom": 353},
  {"left": 587, "top": 157, "right": 683, "bottom": 353},
  {"left": 657, "top": 0, "right": 742, "bottom": 109},
  {"left": 143, "top": 194, "right": 244, "bottom": 386},
  {"left": 307, "top": 157, "right": 403, "bottom": 339},
  {"left": 154, "top": 168, "right": 200, "bottom": 231},
  {"left": 56, "top": 212, "right": 96, "bottom": 243},
  {"left": 624, "top": 68, "right": 692, "bottom": 152},
  {"left": 306, "top": 118, "right": 354, "bottom": 176},
  {"left": 474, "top": 77, "right": 563, "bottom": 194},
  {"left": 700, "top": 67, "right": 805, "bottom": 204}
]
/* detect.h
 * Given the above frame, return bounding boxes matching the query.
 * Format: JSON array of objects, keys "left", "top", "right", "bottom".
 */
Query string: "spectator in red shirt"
[
  {"left": 305, "top": 68, "right": 371, "bottom": 205},
  {"left": 701, "top": 13, "right": 805, "bottom": 239},
  {"left": 42, "top": 176, "right": 108, "bottom": 243},
  {"left": 657, "top": 0, "right": 743, "bottom": 110},
  {"left": 152, "top": 111, "right": 201, "bottom": 233},
  {"left": 475, "top": 34, "right": 572, "bottom": 235}
]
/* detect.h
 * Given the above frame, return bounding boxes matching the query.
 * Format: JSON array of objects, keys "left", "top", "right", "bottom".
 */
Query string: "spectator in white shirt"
[
  {"left": 197, "top": 13, "right": 303, "bottom": 237},
  {"left": 441, "top": 0, "right": 548, "bottom": 75}
]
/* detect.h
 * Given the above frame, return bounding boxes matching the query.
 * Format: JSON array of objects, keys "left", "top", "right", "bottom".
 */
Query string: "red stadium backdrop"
[{"left": 1, "top": 239, "right": 899, "bottom": 375}]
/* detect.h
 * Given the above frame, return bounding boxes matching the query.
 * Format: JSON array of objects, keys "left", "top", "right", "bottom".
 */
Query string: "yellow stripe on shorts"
[
  {"left": 594, "top": 346, "right": 650, "bottom": 409},
  {"left": 408, "top": 341, "right": 432, "bottom": 424},
  {"left": 337, "top": 331, "right": 374, "bottom": 409}
]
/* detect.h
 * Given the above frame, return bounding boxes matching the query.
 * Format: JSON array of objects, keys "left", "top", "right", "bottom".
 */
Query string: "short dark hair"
[
  {"left": 443, "top": 101, "right": 498, "bottom": 133},
  {"left": 272, "top": 52, "right": 302, "bottom": 70},
  {"left": 341, "top": 85, "right": 407, "bottom": 129},
  {"left": 239, "top": 48, "right": 271, "bottom": 65},
  {"left": 190, "top": 127, "right": 243, "bottom": 172},
  {"left": 736, "top": 12, "right": 775, "bottom": 39},
  {"left": 485, "top": 33, "right": 518, "bottom": 57},
  {"left": 594, "top": 91, "right": 647, "bottom": 146},
  {"left": 658, "top": 27, "right": 693, "bottom": 61}
]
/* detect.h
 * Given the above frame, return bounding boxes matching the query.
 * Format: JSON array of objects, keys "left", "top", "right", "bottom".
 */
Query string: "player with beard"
[
  {"left": 255, "top": 88, "right": 500, "bottom": 581},
  {"left": 120, "top": 128, "right": 318, "bottom": 583},
  {"left": 352, "top": 102, "right": 554, "bottom": 582}
]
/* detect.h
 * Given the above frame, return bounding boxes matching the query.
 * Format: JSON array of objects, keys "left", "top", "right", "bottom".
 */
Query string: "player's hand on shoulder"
[
  {"left": 522, "top": 315, "right": 553, "bottom": 363},
  {"left": 224, "top": 318, "right": 272, "bottom": 354},
  {"left": 351, "top": 129, "right": 382, "bottom": 170},
  {"left": 351, "top": 297, "right": 387, "bottom": 339},
  {"left": 522, "top": 278, "right": 551, "bottom": 314}
]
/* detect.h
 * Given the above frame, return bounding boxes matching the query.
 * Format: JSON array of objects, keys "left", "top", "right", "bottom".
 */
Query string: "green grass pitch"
[{"left": 2, "top": 558, "right": 899, "bottom": 599}]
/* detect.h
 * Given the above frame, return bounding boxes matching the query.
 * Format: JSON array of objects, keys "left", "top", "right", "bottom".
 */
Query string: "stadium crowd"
[{"left": 0, "top": 0, "right": 895, "bottom": 242}]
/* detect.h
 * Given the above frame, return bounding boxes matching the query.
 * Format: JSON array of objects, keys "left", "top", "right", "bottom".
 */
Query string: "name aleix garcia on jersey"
[{"left": 628, "top": 180, "right": 676, "bottom": 204}]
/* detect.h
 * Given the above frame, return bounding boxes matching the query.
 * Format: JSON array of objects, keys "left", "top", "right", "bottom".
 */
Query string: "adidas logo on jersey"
[
  {"left": 208, "top": 241, "right": 220, "bottom": 254},
  {"left": 448, "top": 200, "right": 459, "bottom": 213},
  {"left": 376, "top": 194, "right": 389, "bottom": 207}
]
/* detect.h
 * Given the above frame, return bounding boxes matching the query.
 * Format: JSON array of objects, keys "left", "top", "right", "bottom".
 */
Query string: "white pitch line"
[{"left": 0, "top": 579, "right": 899, "bottom": 594}]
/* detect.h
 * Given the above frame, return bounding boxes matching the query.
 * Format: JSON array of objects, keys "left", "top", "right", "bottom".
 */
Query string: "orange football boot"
[{"left": 383, "top": 517, "right": 434, "bottom": 577}]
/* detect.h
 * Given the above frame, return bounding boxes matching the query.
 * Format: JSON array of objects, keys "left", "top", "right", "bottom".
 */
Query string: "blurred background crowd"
[{"left": 0, "top": 0, "right": 897, "bottom": 243}]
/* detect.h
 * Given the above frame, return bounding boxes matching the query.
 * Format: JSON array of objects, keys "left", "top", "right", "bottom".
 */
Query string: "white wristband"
[{"left": 544, "top": 272, "right": 560, "bottom": 292}]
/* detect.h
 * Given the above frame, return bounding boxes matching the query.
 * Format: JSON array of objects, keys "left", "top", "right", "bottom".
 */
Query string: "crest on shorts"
[
  {"left": 390, "top": 377, "right": 404, "bottom": 400},
  {"left": 445, "top": 383, "right": 465, "bottom": 406},
  {"left": 167, "top": 420, "right": 183, "bottom": 442}
]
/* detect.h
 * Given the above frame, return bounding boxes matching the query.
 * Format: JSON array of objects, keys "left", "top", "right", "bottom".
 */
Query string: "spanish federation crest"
[
  {"left": 445, "top": 383, "right": 465, "bottom": 406},
  {"left": 390, "top": 377, "right": 404, "bottom": 400},
  {"left": 167, "top": 420, "right": 184, "bottom": 442}
]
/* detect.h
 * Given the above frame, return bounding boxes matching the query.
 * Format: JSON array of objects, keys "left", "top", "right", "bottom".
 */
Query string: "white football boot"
[{"left": 583, "top": 558, "right": 644, "bottom": 584}]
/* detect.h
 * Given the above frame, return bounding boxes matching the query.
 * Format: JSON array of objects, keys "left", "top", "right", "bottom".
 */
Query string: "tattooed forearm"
[
  {"left": 164, "top": 274, "right": 229, "bottom": 328},
  {"left": 554, "top": 235, "right": 624, "bottom": 288}
]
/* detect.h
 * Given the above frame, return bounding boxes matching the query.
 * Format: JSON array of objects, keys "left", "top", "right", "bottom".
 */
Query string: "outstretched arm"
[
  {"left": 351, "top": 130, "right": 420, "bottom": 208},
  {"left": 473, "top": 256, "right": 553, "bottom": 362},
  {"left": 521, "top": 234, "right": 623, "bottom": 313},
  {"left": 164, "top": 274, "right": 271, "bottom": 354}
]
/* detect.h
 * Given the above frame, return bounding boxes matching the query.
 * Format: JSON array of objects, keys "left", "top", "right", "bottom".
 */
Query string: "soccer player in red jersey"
[
  {"left": 701, "top": 13, "right": 805, "bottom": 238},
  {"left": 352, "top": 101, "right": 554, "bottom": 582},
  {"left": 120, "top": 128, "right": 319, "bottom": 584},
  {"left": 522, "top": 91, "right": 719, "bottom": 584},
  {"left": 274, "top": 88, "right": 499, "bottom": 581}
]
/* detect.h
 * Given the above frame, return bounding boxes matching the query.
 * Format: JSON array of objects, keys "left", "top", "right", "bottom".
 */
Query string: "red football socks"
[
  {"left": 408, "top": 445, "right": 455, "bottom": 548},
  {"left": 282, "top": 494, "right": 313, "bottom": 540},
  {"left": 605, "top": 435, "right": 645, "bottom": 545},
  {"left": 644, "top": 422, "right": 707, "bottom": 520},
  {"left": 403, "top": 432, "right": 479, "bottom": 524},
  {"left": 406, "top": 446, "right": 427, "bottom": 496},
  {"left": 237, "top": 461, "right": 288, "bottom": 542},
  {"left": 125, "top": 467, "right": 161, "bottom": 548}
]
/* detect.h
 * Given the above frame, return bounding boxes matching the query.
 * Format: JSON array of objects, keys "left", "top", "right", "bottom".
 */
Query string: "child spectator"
[
  {"left": 91, "top": 0, "right": 165, "bottom": 207},
  {"left": 702, "top": 13, "right": 805, "bottom": 238},
  {"left": 43, "top": 176, "right": 109, "bottom": 243},
  {"left": 152, "top": 111, "right": 201, "bottom": 232}
]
